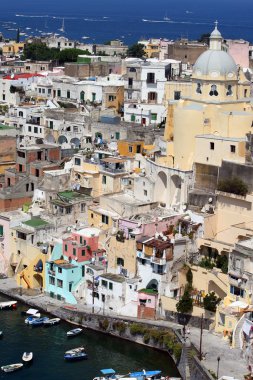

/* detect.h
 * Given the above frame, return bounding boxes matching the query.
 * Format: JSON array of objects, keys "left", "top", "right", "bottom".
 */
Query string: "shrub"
[
  {"left": 173, "top": 343, "right": 182, "bottom": 361},
  {"left": 99, "top": 318, "right": 109, "bottom": 331},
  {"left": 199, "top": 257, "right": 215, "bottom": 270},
  {"left": 216, "top": 255, "right": 228, "bottom": 274},
  {"left": 186, "top": 267, "right": 193, "bottom": 286},
  {"left": 143, "top": 333, "right": 150, "bottom": 344},
  {"left": 130, "top": 323, "right": 146, "bottom": 335},
  {"left": 176, "top": 290, "right": 193, "bottom": 314},
  {"left": 217, "top": 177, "right": 248, "bottom": 196},
  {"left": 112, "top": 321, "right": 126, "bottom": 334},
  {"left": 203, "top": 292, "right": 221, "bottom": 312}
]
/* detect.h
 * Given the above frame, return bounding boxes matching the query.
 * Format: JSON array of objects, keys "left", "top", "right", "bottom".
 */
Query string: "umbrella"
[{"left": 229, "top": 300, "right": 248, "bottom": 309}]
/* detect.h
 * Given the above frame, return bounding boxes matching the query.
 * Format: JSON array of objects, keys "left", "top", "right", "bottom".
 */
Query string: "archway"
[
  {"left": 44, "top": 134, "right": 56, "bottom": 144},
  {"left": 33, "top": 273, "right": 43, "bottom": 289},
  {"left": 58, "top": 135, "right": 68, "bottom": 145},
  {"left": 155, "top": 171, "right": 167, "bottom": 204},
  {"left": 70, "top": 137, "right": 81, "bottom": 148},
  {"left": 146, "top": 279, "right": 158, "bottom": 291}
]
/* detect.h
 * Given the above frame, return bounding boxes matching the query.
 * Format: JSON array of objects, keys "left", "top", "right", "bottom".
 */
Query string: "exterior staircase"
[{"left": 233, "top": 314, "right": 245, "bottom": 349}]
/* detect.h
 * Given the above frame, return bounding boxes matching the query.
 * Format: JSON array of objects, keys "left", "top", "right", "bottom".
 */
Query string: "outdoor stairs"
[
  {"left": 208, "top": 270, "right": 227, "bottom": 296},
  {"left": 233, "top": 314, "right": 245, "bottom": 349}
]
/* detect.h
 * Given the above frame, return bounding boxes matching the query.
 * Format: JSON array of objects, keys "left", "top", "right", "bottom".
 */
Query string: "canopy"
[
  {"left": 100, "top": 369, "right": 116, "bottom": 375},
  {"left": 229, "top": 301, "right": 248, "bottom": 309},
  {"left": 26, "top": 308, "right": 39, "bottom": 315}
]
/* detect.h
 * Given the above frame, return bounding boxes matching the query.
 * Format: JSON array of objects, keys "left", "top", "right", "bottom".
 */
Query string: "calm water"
[
  {"left": 0, "top": 0, "right": 253, "bottom": 44},
  {"left": 0, "top": 295, "right": 179, "bottom": 380}
]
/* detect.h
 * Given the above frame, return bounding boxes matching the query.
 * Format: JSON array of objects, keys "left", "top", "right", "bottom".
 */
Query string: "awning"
[{"left": 100, "top": 369, "right": 116, "bottom": 375}]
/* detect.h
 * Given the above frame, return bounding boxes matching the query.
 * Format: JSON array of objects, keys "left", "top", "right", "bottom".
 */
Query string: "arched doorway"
[
  {"left": 80, "top": 91, "right": 85, "bottom": 102},
  {"left": 155, "top": 171, "right": 167, "bottom": 204},
  {"left": 33, "top": 273, "right": 43, "bottom": 289},
  {"left": 170, "top": 175, "right": 182, "bottom": 206},
  {"left": 58, "top": 135, "right": 68, "bottom": 145},
  {"left": 146, "top": 279, "right": 158, "bottom": 291},
  {"left": 70, "top": 137, "right": 81, "bottom": 148}
]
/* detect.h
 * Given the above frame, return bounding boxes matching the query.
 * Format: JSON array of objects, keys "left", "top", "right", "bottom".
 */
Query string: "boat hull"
[{"left": 64, "top": 353, "right": 88, "bottom": 361}]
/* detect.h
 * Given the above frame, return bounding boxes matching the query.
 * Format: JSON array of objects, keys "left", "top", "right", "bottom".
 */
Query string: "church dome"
[{"left": 193, "top": 49, "right": 237, "bottom": 77}]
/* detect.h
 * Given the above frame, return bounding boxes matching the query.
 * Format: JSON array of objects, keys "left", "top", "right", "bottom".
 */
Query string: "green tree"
[
  {"left": 216, "top": 255, "right": 228, "bottom": 274},
  {"left": 127, "top": 43, "right": 146, "bottom": 58},
  {"left": 198, "top": 33, "right": 210, "bottom": 45},
  {"left": 203, "top": 292, "right": 221, "bottom": 312},
  {"left": 176, "top": 290, "right": 193, "bottom": 314},
  {"left": 58, "top": 48, "right": 89, "bottom": 64},
  {"left": 186, "top": 267, "right": 193, "bottom": 287},
  {"left": 217, "top": 176, "right": 248, "bottom": 196}
]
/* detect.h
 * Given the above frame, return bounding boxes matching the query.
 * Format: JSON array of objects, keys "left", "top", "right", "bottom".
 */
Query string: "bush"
[
  {"left": 203, "top": 292, "right": 221, "bottom": 312},
  {"left": 143, "top": 333, "right": 150, "bottom": 344},
  {"left": 217, "top": 177, "right": 248, "bottom": 196},
  {"left": 216, "top": 255, "right": 228, "bottom": 274},
  {"left": 199, "top": 257, "right": 215, "bottom": 270},
  {"left": 186, "top": 267, "right": 193, "bottom": 286},
  {"left": 112, "top": 321, "right": 126, "bottom": 334},
  {"left": 129, "top": 323, "right": 147, "bottom": 335},
  {"left": 176, "top": 290, "right": 193, "bottom": 314},
  {"left": 99, "top": 318, "right": 109, "bottom": 331},
  {"left": 173, "top": 343, "right": 182, "bottom": 361}
]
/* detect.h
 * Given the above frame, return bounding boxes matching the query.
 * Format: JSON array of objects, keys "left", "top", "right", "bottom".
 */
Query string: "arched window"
[
  {"left": 226, "top": 85, "right": 233, "bottom": 96},
  {"left": 209, "top": 84, "right": 218, "bottom": 97},
  {"left": 80, "top": 91, "right": 85, "bottom": 101},
  {"left": 196, "top": 83, "right": 202, "bottom": 94},
  {"left": 18, "top": 111, "right": 23, "bottom": 117}
]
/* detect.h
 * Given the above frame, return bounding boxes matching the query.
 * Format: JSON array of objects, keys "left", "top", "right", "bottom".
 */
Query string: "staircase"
[{"left": 233, "top": 314, "right": 245, "bottom": 349}]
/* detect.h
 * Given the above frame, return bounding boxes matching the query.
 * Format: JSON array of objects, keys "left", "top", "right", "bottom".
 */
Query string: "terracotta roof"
[{"left": 4, "top": 73, "right": 43, "bottom": 80}]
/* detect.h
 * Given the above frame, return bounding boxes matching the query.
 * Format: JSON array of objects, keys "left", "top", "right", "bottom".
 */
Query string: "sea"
[
  {"left": 1, "top": 0, "right": 253, "bottom": 45},
  {"left": 0, "top": 295, "right": 179, "bottom": 380}
]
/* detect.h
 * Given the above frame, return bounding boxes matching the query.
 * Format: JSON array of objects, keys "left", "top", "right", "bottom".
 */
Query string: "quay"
[{"left": 0, "top": 278, "right": 247, "bottom": 380}]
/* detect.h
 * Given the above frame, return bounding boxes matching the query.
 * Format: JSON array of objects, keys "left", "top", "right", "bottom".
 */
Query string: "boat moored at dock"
[
  {"left": 64, "top": 351, "right": 88, "bottom": 361},
  {"left": 0, "top": 300, "right": 17, "bottom": 310},
  {"left": 66, "top": 328, "right": 83, "bottom": 337},
  {"left": 1, "top": 363, "right": 23, "bottom": 372},
  {"left": 44, "top": 318, "right": 61, "bottom": 326}
]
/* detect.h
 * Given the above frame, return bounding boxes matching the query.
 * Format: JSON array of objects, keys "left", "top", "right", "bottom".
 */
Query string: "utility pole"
[
  {"left": 92, "top": 275, "right": 95, "bottom": 314},
  {"left": 199, "top": 313, "right": 203, "bottom": 360}
]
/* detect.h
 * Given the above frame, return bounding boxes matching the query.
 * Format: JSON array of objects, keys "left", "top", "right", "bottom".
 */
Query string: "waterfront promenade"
[{"left": 0, "top": 277, "right": 247, "bottom": 380}]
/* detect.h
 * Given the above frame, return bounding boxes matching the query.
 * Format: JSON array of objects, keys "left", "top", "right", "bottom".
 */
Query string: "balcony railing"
[
  {"left": 48, "top": 269, "right": 56, "bottom": 276},
  {"left": 151, "top": 256, "right": 166, "bottom": 266},
  {"left": 100, "top": 165, "right": 126, "bottom": 174}
]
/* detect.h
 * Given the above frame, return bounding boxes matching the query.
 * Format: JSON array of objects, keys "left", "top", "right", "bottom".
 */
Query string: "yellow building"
[
  {"left": 117, "top": 140, "right": 144, "bottom": 157},
  {"left": 2, "top": 42, "right": 25, "bottom": 57},
  {"left": 104, "top": 86, "right": 124, "bottom": 112}
]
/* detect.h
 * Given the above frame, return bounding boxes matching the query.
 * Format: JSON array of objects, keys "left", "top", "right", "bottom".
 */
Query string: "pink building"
[
  {"left": 63, "top": 227, "right": 100, "bottom": 262},
  {"left": 137, "top": 289, "right": 158, "bottom": 319},
  {"left": 226, "top": 39, "right": 249, "bottom": 68}
]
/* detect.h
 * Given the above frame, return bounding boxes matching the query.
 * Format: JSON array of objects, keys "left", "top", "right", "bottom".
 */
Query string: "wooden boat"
[
  {"left": 43, "top": 318, "right": 60, "bottom": 326},
  {"left": 22, "top": 352, "right": 33, "bottom": 362},
  {"left": 66, "top": 328, "right": 83, "bottom": 337},
  {"left": 1, "top": 363, "right": 23, "bottom": 372},
  {"left": 64, "top": 351, "right": 88, "bottom": 361},
  {"left": 29, "top": 317, "right": 49, "bottom": 326},
  {"left": 65, "top": 346, "right": 85, "bottom": 354},
  {"left": 0, "top": 301, "right": 17, "bottom": 310}
]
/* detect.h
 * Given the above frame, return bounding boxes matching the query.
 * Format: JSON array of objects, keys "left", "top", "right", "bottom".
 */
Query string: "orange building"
[{"left": 117, "top": 140, "right": 144, "bottom": 157}]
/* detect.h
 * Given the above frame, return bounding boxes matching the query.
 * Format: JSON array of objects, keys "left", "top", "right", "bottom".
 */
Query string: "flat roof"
[
  {"left": 101, "top": 158, "right": 126, "bottom": 163},
  {"left": 23, "top": 218, "right": 50, "bottom": 228},
  {"left": 100, "top": 273, "right": 125, "bottom": 283}
]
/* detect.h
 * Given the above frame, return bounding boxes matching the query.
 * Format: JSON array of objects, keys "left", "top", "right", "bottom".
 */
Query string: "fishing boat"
[
  {"left": 65, "top": 346, "right": 85, "bottom": 354},
  {"left": 29, "top": 317, "right": 49, "bottom": 326},
  {"left": 22, "top": 352, "right": 33, "bottom": 363},
  {"left": 44, "top": 317, "right": 61, "bottom": 326},
  {"left": 66, "top": 327, "right": 83, "bottom": 337},
  {"left": 64, "top": 351, "right": 88, "bottom": 361},
  {"left": 0, "top": 300, "right": 17, "bottom": 310},
  {"left": 1, "top": 363, "right": 23, "bottom": 373}
]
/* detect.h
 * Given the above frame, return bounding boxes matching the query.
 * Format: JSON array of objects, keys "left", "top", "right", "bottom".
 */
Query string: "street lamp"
[{"left": 216, "top": 356, "right": 220, "bottom": 380}]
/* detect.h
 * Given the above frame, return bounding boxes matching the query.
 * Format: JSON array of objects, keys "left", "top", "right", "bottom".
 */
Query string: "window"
[
  {"left": 173, "top": 90, "right": 180, "bottom": 100},
  {"left": 34, "top": 126, "right": 38, "bottom": 133},
  {"left": 17, "top": 232, "right": 27, "bottom": 240},
  {"left": 209, "top": 84, "right": 218, "bottom": 96},
  {"left": 65, "top": 244, "right": 68, "bottom": 252},
  {"left": 48, "top": 89, "right": 51, "bottom": 95},
  {"left": 151, "top": 113, "right": 157, "bottom": 121},
  {"left": 196, "top": 83, "right": 202, "bottom": 94},
  {"left": 148, "top": 92, "right": 157, "bottom": 102},
  {"left": 128, "top": 78, "right": 133, "bottom": 88},
  {"left": 38, "top": 88, "right": 42, "bottom": 93},
  {"left": 92, "top": 92, "right": 96, "bottom": 102},
  {"left": 28, "top": 126, "right": 31, "bottom": 132},
  {"left": 69, "top": 283, "right": 72, "bottom": 292},
  {"left": 102, "top": 294, "right": 105, "bottom": 302},
  {"left": 226, "top": 85, "right": 233, "bottom": 96},
  {"left": 109, "top": 283, "right": 113, "bottom": 290},
  {"left": 230, "top": 145, "right": 236, "bottom": 153},
  {"left": 73, "top": 248, "right": 76, "bottom": 256},
  {"left": 80, "top": 91, "right": 85, "bottom": 101},
  {"left": 102, "top": 279, "right": 108, "bottom": 288},
  {"left": 115, "top": 132, "right": 120, "bottom": 140},
  {"left": 82, "top": 265, "right": 85, "bottom": 277},
  {"left": 49, "top": 276, "right": 55, "bottom": 285},
  {"left": 129, "top": 67, "right": 136, "bottom": 72},
  {"left": 230, "top": 285, "right": 244, "bottom": 297},
  {"left": 102, "top": 175, "right": 107, "bottom": 185},
  {"left": 117, "top": 258, "right": 124, "bottom": 266},
  {"left": 82, "top": 250, "right": 85, "bottom": 256},
  {"left": 75, "top": 157, "right": 81, "bottom": 165},
  {"left": 2, "top": 94, "right": 5, "bottom": 101},
  {"left": 57, "top": 89, "right": 61, "bottom": 97},
  {"left": 128, "top": 92, "right": 132, "bottom": 100},
  {"left": 144, "top": 190, "right": 147, "bottom": 196},
  {"left": 91, "top": 213, "right": 94, "bottom": 219},
  {"left": 102, "top": 215, "right": 109, "bottom": 224},
  {"left": 131, "top": 114, "right": 136, "bottom": 122},
  {"left": 0, "top": 225, "right": 3, "bottom": 237},
  {"left": 147, "top": 72, "right": 155, "bottom": 84},
  {"left": 58, "top": 267, "right": 62, "bottom": 274},
  {"left": 128, "top": 146, "right": 133, "bottom": 153},
  {"left": 210, "top": 142, "right": 214, "bottom": 150},
  {"left": 57, "top": 279, "right": 63, "bottom": 288},
  {"left": 73, "top": 126, "right": 78, "bottom": 132},
  {"left": 244, "top": 89, "right": 248, "bottom": 97},
  {"left": 49, "top": 121, "right": 53, "bottom": 129},
  {"left": 108, "top": 95, "right": 115, "bottom": 101},
  {"left": 42, "top": 88, "right": 45, "bottom": 94},
  {"left": 67, "top": 90, "right": 70, "bottom": 99}
]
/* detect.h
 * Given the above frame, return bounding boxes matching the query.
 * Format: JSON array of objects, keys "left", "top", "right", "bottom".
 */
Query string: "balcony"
[
  {"left": 151, "top": 256, "right": 166, "bottom": 266},
  {"left": 100, "top": 165, "right": 126, "bottom": 174},
  {"left": 146, "top": 80, "right": 157, "bottom": 88}
]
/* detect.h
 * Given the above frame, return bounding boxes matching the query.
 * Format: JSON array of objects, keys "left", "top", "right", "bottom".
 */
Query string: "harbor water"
[{"left": 0, "top": 295, "right": 180, "bottom": 380}]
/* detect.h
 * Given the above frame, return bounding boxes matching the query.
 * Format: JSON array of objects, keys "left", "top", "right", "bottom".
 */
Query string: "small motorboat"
[
  {"left": 43, "top": 318, "right": 61, "bottom": 326},
  {"left": 29, "top": 317, "right": 49, "bottom": 326},
  {"left": 1, "top": 363, "right": 23, "bottom": 372},
  {"left": 22, "top": 352, "right": 33, "bottom": 363},
  {"left": 65, "top": 346, "right": 85, "bottom": 354},
  {"left": 64, "top": 351, "right": 88, "bottom": 361},
  {"left": 21, "top": 308, "right": 40, "bottom": 318},
  {"left": 0, "top": 301, "right": 17, "bottom": 310},
  {"left": 129, "top": 370, "right": 162, "bottom": 378},
  {"left": 66, "top": 328, "right": 83, "bottom": 337},
  {"left": 25, "top": 316, "right": 40, "bottom": 324},
  {"left": 93, "top": 368, "right": 119, "bottom": 380}
]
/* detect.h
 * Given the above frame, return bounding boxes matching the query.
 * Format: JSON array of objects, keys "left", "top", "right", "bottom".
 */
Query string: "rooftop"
[
  {"left": 138, "top": 288, "right": 158, "bottom": 295},
  {"left": 23, "top": 217, "right": 50, "bottom": 229},
  {"left": 100, "top": 273, "right": 125, "bottom": 283}
]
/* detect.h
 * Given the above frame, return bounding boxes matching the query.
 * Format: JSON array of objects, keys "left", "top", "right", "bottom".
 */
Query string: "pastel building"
[{"left": 62, "top": 227, "right": 100, "bottom": 262}]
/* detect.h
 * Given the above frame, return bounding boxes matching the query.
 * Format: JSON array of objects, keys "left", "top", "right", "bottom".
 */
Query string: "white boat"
[
  {"left": 66, "top": 328, "right": 83, "bottom": 337},
  {"left": 82, "top": 36, "right": 90, "bottom": 39},
  {"left": 43, "top": 318, "right": 60, "bottom": 326},
  {"left": 1, "top": 363, "right": 23, "bottom": 373},
  {"left": 22, "top": 308, "right": 40, "bottom": 318},
  {"left": 0, "top": 301, "right": 17, "bottom": 310},
  {"left": 65, "top": 346, "right": 85, "bottom": 354},
  {"left": 22, "top": 352, "right": 33, "bottom": 362}
]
